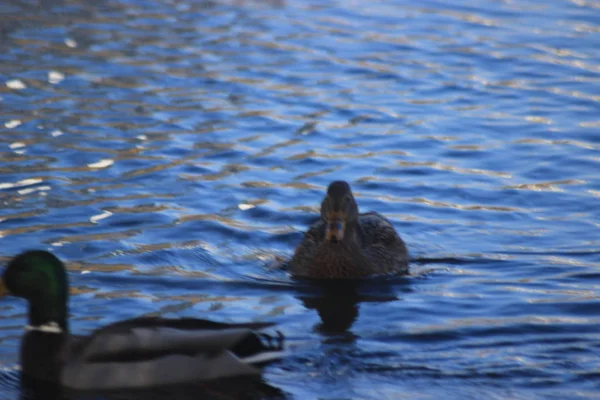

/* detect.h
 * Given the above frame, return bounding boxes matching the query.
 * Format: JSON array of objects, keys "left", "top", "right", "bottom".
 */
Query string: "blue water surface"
[{"left": 1, "top": 0, "right": 599, "bottom": 398}]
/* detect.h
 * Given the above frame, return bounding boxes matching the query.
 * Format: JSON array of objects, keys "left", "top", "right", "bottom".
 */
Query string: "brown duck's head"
[{"left": 320, "top": 181, "right": 359, "bottom": 243}]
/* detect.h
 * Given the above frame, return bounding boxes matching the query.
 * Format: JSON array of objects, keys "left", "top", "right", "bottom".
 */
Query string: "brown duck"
[{"left": 289, "top": 181, "right": 409, "bottom": 279}]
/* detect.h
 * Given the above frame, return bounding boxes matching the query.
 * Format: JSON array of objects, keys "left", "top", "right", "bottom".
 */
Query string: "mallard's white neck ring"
[{"left": 24, "top": 321, "right": 63, "bottom": 334}]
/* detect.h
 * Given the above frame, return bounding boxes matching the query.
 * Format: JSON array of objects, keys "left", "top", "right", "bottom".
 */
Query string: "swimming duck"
[
  {"left": 0, "top": 250, "right": 285, "bottom": 391},
  {"left": 289, "top": 181, "right": 409, "bottom": 279}
]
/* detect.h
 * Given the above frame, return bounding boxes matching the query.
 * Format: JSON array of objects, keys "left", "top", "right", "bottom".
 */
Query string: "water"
[{"left": 1, "top": 0, "right": 599, "bottom": 398}]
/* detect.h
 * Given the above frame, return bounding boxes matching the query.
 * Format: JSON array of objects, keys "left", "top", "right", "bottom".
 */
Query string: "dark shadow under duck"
[
  {"left": 19, "top": 374, "right": 288, "bottom": 400},
  {"left": 289, "top": 181, "right": 409, "bottom": 279},
  {"left": 297, "top": 279, "right": 400, "bottom": 335},
  {"left": 0, "top": 250, "right": 285, "bottom": 392}
]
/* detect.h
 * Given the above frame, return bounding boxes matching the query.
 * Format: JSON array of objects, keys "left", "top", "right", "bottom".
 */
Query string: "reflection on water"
[
  {"left": 296, "top": 279, "right": 402, "bottom": 335},
  {"left": 1, "top": 0, "right": 600, "bottom": 398}
]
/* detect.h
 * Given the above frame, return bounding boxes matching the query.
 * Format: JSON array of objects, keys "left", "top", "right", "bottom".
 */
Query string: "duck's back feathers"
[
  {"left": 25, "top": 317, "right": 284, "bottom": 391},
  {"left": 359, "top": 212, "right": 409, "bottom": 275},
  {"left": 72, "top": 317, "right": 277, "bottom": 363},
  {"left": 89, "top": 316, "right": 274, "bottom": 333}
]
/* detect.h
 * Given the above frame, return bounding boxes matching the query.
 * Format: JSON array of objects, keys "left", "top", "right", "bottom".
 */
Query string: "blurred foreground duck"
[
  {"left": 0, "top": 250, "right": 284, "bottom": 391},
  {"left": 289, "top": 181, "right": 409, "bottom": 279}
]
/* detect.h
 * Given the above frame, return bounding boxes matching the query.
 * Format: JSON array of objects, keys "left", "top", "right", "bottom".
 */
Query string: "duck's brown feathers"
[{"left": 289, "top": 211, "right": 409, "bottom": 279}]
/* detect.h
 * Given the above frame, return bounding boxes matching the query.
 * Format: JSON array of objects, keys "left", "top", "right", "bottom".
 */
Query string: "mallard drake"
[
  {"left": 0, "top": 250, "right": 285, "bottom": 391},
  {"left": 289, "top": 181, "right": 409, "bottom": 279}
]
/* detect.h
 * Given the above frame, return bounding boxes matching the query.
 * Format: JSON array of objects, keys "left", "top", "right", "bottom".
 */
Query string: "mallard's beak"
[
  {"left": 0, "top": 279, "right": 8, "bottom": 298},
  {"left": 325, "top": 214, "right": 345, "bottom": 243}
]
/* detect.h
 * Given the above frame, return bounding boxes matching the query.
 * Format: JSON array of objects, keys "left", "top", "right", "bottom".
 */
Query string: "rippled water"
[{"left": 1, "top": 0, "right": 599, "bottom": 398}]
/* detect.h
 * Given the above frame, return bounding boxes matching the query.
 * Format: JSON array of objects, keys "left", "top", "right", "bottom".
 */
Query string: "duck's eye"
[
  {"left": 326, "top": 198, "right": 334, "bottom": 210},
  {"left": 341, "top": 195, "right": 352, "bottom": 208}
]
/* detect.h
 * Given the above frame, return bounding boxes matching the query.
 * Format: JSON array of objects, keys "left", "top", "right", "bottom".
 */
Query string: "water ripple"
[{"left": 1, "top": 0, "right": 599, "bottom": 398}]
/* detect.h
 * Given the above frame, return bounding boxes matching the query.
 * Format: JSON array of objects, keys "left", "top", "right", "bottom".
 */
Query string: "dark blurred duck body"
[
  {"left": 289, "top": 181, "right": 409, "bottom": 279},
  {"left": 0, "top": 251, "right": 284, "bottom": 391}
]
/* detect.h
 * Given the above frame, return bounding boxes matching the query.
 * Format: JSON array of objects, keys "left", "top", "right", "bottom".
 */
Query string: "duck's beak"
[
  {"left": 325, "top": 213, "right": 345, "bottom": 242},
  {"left": 0, "top": 279, "right": 8, "bottom": 298}
]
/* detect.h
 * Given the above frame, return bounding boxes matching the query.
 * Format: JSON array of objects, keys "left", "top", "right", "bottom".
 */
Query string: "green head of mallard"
[
  {"left": 320, "top": 181, "right": 359, "bottom": 244},
  {"left": 0, "top": 250, "right": 69, "bottom": 330}
]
